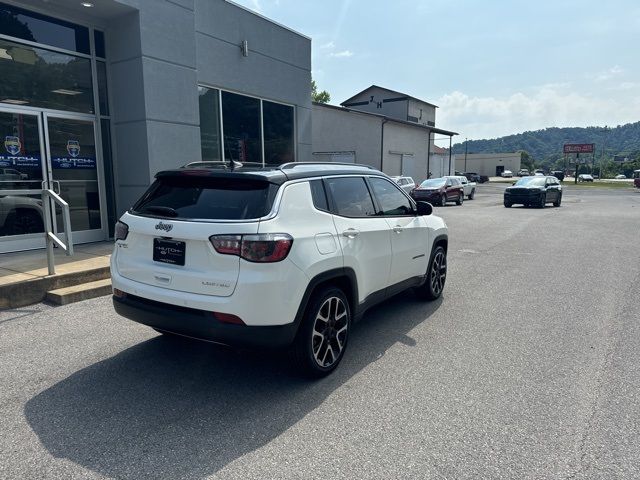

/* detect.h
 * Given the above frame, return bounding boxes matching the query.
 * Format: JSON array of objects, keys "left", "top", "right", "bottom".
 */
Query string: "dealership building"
[{"left": 0, "top": 0, "right": 311, "bottom": 253}]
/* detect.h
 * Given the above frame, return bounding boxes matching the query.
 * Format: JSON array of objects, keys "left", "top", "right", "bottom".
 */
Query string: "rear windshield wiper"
[{"left": 141, "top": 205, "right": 178, "bottom": 217}]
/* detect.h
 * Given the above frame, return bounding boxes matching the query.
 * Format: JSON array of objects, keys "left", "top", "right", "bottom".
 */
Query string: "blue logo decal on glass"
[
  {"left": 4, "top": 136, "right": 21, "bottom": 156},
  {"left": 67, "top": 140, "right": 81, "bottom": 158}
]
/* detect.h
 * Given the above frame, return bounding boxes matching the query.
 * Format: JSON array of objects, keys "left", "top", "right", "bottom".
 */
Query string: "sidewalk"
[{"left": 0, "top": 241, "right": 113, "bottom": 308}]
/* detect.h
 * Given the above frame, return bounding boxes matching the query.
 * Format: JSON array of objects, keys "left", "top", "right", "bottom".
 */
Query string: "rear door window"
[
  {"left": 325, "top": 177, "right": 376, "bottom": 217},
  {"left": 132, "top": 176, "right": 279, "bottom": 220}
]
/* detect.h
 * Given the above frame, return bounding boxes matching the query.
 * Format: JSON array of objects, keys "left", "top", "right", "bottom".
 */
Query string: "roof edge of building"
[{"left": 313, "top": 102, "right": 457, "bottom": 136}]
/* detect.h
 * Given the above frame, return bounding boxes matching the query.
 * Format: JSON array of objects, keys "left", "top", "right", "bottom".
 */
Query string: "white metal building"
[
  {"left": 455, "top": 152, "right": 522, "bottom": 177},
  {"left": 312, "top": 86, "right": 458, "bottom": 184}
]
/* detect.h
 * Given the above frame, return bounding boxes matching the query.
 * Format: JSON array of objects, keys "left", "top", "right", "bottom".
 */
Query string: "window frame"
[{"left": 197, "top": 83, "right": 296, "bottom": 167}]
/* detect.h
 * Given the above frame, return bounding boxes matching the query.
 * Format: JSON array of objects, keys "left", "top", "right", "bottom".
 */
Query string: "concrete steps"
[
  {"left": 1, "top": 266, "right": 111, "bottom": 309},
  {"left": 46, "top": 278, "right": 112, "bottom": 306}
]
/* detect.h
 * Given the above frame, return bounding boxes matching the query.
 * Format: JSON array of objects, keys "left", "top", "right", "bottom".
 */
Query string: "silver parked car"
[{"left": 391, "top": 176, "right": 416, "bottom": 193}]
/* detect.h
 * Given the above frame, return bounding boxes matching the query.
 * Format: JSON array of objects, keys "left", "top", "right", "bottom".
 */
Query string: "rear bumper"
[{"left": 113, "top": 294, "right": 298, "bottom": 348}]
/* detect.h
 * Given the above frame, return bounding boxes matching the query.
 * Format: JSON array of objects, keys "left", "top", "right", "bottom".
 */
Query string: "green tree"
[
  {"left": 311, "top": 80, "right": 330, "bottom": 104},
  {"left": 519, "top": 150, "right": 533, "bottom": 171}
]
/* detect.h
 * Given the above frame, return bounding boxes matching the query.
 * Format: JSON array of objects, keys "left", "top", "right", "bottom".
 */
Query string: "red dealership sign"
[{"left": 563, "top": 143, "right": 594, "bottom": 154}]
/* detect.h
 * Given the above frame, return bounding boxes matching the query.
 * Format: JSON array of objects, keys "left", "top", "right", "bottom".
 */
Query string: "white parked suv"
[{"left": 111, "top": 162, "right": 449, "bottom": 376}]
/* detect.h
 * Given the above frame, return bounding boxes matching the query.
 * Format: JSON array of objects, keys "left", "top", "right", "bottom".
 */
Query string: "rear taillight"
[
  {"left": 114, "top": 221, "right": 129, "bottom": 241},
  {"left": 209, "top": 233, "right": 293, "bottom": 263},
  {"left": 209, "top": 235, "right": 242, "bottom": 255}
]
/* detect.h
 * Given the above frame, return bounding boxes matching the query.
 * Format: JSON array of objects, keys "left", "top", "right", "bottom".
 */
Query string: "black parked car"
[
  {"left": 463, "top": 172, "right": 489, "bottom": 183},
  {"left": 550, "top": 170, "right": 565, "bottom": 181},
  {"left": 504, "top": 176, "right": 562, "bottom": 208}
]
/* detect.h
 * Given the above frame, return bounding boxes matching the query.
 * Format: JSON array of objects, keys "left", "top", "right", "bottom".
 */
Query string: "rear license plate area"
[{"left": 153, "top": 238, "right": 185, "bottom": 266}]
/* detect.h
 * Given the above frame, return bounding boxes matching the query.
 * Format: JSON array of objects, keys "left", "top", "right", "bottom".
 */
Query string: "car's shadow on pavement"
[{"left": 25, "top": 292, "right": 442, "bottom": 479}]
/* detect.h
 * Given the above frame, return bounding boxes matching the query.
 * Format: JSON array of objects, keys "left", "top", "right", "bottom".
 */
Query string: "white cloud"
[
  {"left": 329, "top": 50, "right": 354, "bottom": 58},
  {"left": 319, "top": 41, "right": 335, "bottom": 49},
  {"left": 249, "top": 0, "right": 263, "bottom": 13},
  {"left": 593, "top": 65, "right": 624, "bottom": 82},
  {"left": 436, "top": 86, "right": 640, "bottom": 140}
]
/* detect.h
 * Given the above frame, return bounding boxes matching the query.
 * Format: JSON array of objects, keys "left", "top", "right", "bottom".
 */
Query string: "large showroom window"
[
  {"left": 263, "top": 100, "right": 294, "bottom": 165},
  {"left": 0, "top": 38, "right": 94, "bottom": 113},
  {"left": 0, "top": 1, "right": 91, "bottom": 54},
  {"left": 198, "top": 86, "right": 295, "bottom": 166},
  {"left": 221, "top": 91, "right": 261, "bottom": 165},
  {"left": 198, "top": 86, "right": 222, "bottom": 162}
]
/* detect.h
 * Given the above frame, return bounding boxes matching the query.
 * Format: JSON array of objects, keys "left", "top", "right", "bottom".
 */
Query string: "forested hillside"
[{"left": 452, "top": 122, "right": 640, "bottom": 161}]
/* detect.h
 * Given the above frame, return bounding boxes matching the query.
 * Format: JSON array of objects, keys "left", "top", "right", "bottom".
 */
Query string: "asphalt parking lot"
[{"left": 1, "top": 185, "right": 639, "bottom": 479}]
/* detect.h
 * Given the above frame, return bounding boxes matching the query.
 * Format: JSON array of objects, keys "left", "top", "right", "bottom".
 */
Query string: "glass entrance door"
[
  {"left": 0, "top": 108, "right": 47, "bottom": 252},
  {"left": 0, "top": 107, "right": 106, "bottom": 253},
  {"left": 43, "top": 114, "right": 103, "bottom": 244}
]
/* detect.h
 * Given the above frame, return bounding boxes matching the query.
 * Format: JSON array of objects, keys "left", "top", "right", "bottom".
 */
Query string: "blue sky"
[{"left": 234, "top": 0, "right": 640, "bottom": 145}]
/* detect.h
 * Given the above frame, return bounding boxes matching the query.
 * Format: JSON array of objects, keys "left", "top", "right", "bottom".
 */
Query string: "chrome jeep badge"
[{"left": 155, "top": 221, "right": 173, "bottom": 232}]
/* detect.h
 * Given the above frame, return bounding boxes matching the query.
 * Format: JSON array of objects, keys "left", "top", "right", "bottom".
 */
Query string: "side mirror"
[{"left": 416, "top": 201, "right": 433, "bottom": 216}]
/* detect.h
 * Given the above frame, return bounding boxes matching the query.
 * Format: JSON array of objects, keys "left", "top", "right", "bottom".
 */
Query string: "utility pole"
[
  {"left": 600, "top": 125, "right": 609, "bottom": 178},
  {"left": 464, "top": 138, "right": 468, "bottom": 172}
]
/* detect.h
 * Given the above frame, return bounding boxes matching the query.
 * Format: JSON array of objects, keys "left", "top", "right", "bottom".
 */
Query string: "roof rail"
[{"left": 279, "top": 162, "right": 376, "bottom": 170}]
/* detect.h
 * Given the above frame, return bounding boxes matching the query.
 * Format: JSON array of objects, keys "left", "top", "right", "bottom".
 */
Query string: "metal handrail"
[{"left": 42, "top": 188, "right": 73, "bottom": 275}]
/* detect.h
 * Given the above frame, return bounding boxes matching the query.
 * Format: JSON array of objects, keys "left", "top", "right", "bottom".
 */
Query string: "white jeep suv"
[{"left": 111, "top": 163, "right": 448, "bottom": 376}]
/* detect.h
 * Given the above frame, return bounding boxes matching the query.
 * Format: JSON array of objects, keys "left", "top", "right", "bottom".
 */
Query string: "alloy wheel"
[
  {"left": 311, "top": 296, "right": 348, "bottom": 368},
  {"left": 430, "top": 250, "right": 447, "bottom": 296}
]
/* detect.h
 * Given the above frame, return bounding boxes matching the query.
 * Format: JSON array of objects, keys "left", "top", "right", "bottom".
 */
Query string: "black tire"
[
  {"left": 440, "top": 193, "right": 447, "bottom": 206},
  {"left": 292, "top": 286, "right": 351, "bottom": 378},
  {"left": 416, "top": 246, "right": 447, "bottom": 300},
  {"left": 553, "top": 194, "right": 562, "bottom": 207},
  {"left": 538, "top": 193, "right": 546, "bottom": 208},
  {"left": 504, "top": 199, "right": 512, "bottom": 208},
  {"left": 456, "top": 193, "right": 463, "bottom": 205},
  {"left": 468, "top": 189, "right": 475, "bottom": 200}
]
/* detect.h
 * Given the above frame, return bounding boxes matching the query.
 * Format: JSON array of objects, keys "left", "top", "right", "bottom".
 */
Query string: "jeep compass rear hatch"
[{"left": 115, "top": 173, "right": 279, "bottom": 296}]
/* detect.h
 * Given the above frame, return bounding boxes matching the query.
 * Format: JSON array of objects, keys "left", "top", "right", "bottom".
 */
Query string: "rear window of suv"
[{"left": 131, "top": 176, "right": 279, "bottom": 220}]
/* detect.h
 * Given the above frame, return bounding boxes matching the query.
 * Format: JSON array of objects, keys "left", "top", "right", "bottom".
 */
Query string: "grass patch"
[{"left": 561, "top": 181, "right": 635, "bottom": 189}]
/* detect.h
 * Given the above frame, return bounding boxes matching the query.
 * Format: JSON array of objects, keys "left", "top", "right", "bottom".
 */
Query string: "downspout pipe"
[
  {"left": 448, "top": 135, "right": 452, "bottom": 175},
  {"left": 380, "top": 117, "right": 388, "bottom": 173},
  {"left": 426, "top": 129, "right": 431, "bottom": 179}
]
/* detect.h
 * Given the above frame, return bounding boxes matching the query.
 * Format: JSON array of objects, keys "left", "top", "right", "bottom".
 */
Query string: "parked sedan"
[
  {"left": 614, "top": 174, "right": 627, "bottom": 179},
  {"left": 578, "top": 174, "right": 594, "bottom": 182},
  {"left": 504, "top": 176, "right": 562, "bottom": 208},
  {"left": 501, "top": 170, "right": 513, "bottom": 178},
  {"left": 411, "top": 177, "right": 464, "bottom": 206}
]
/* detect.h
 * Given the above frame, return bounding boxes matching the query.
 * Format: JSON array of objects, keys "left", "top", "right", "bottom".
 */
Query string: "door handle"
[
  {"left": 342, "top": 228, "right": 360, "bottom": 238},
  {"left": 393, "top": 225, "right": 403, "bottom": 233}
]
